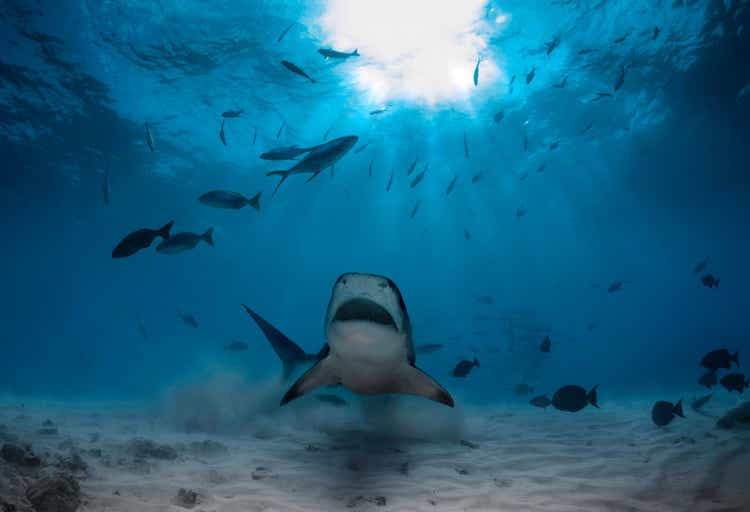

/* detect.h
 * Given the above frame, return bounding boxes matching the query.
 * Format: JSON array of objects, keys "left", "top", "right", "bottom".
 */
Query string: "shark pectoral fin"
[
  {"left": 397, "top": 365, "right": 455, "bottom": 407},
  {"left": 281, "top": 356, "right": 339, "bottom": 405}
]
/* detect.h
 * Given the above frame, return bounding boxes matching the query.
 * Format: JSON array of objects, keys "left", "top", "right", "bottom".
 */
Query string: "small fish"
[
  {"left": 552, "top": 385, "right": 599, "bottom": 412},
  {"left": 410, "top": 164, "right": 428, "bottom": 188},
  {"left": 276, "top": 122, "right": 285, "bottom": 140},
  {"left": 222, "top": 109, "right": 243, "bottom": 118},
  {"left": 536, "top": 163, "right": 546, "bottom": 173},
  {"left": 277, "top": 22, "right": 295, "bottom": 43},
  {"left": 516, "top": 207, "right": 527, "bottom": 218},
  {"left": 651, "top": 399, "right": 684, "bottom": 427},
  {"left": 463, "top": 131, "right": 469, "bottom": 159},
  {"left": 607, "top": 280, "right": 630, "bottom": 293},
  {"left": 112, "top": 220, "right": 174, "bottom": 259},
  {"left": 219, "top": 119, "right": 227, "bottom": 146},
  {"left": 586, "top": 321, "right": 597, "bottom": 331},
  {"left": 701, "top": 274, "right": 719, "bottom": 288},
  {"left": 526, "top": 67, "right": 536, "bottom": 84},
  {"left": 613, "top": 32, "right": 630, "bottom": 44},
  {"left": 354, "top": 142, "right": 369, "bottom": 154},
  {"left": 103, "top": 163, "right": 110, "bottom": 206},
  {"left": 473, "top": 57, "right": 480, "bottom": 87},
  {"left": 144, "top": 121, "right": 155, "bottom": 152},
  {"left": 553, "top": 75, "right": 568, "bottom": 88},
  {"left": 156, "top": 228, "right": 214, "bottom": 254},
  {"left": 578, "top": 48, "right": 594, "bottom": 55},
  {"left": 701, "top": 349, "right": 738, "bottom": 371},
  {"left": 225, "top": 340, "right": 249, "bottom": 352},
  {"left": 318, "top": 48, "right": 359, "bottom": 60},
  {"left": 452, "top": 357, "right": 479, "bottom": 378},
  {"left": 593, "top": 92, "right": 613, "bottom": 101},
  {"left": 614, "top": 66, "right": 627, "bottom": 92},
  {"left": 410, "top": 201, "right": 421, "bottom": 219},
  {"left": 177, "top": 311, "right": 199, "bottom": 328},
  {"left": 720, "top": 373, "right": 748, "bottom": 393},
  {"left": 137, "top": 320, "right": 149, "bottom": 340},
  {"left": 545, "top": 35, "right": 560, "bottom": 55},
  {"left": 386, "top": 170, "right": 394, "bottom": 192},
  {"left": 446, "top": 175, "right": 457, "bottom": 196},
  {"left": 693, "top": 258, "right": 708, "bottom": 274},
  {"left": 369, "top": 107, "right": 388, "bottom": 115},
  {"left": 407, "top": 157, "right": 418, "bottom": 176},
  {"left": 518, "top": 171, "right": 528, "bottom": 181},
  {"left": 690, "top": 393, "right": 712, "bottom": 412},
  {"left": 252, "top": 126, "right": 257, "bottom": 145},
  {"left": 368, "top": 157, "right": 374, "bottom": 177},
  {"left": 281, "top": 60, "right": 315, "bottom": 83},
  {"left": 549, "top": 140, "right": 559, "bottom": 150},
  {"left": 698, "top": 369, "right": 717, "bottom": 389},
  {"left": 199, "top": 190, "right": 261, "bottom": 211},
  {"left": 315, "top": 394, "right": 349, "bottom": 407},
  {"left": 477, "top": 296, "right": 495, "bottom": 305},
  {"left": 471, "top": 172, "right": 482, "bottom": 184},
  {"left": 652, "top": 26, "right": 660, "bottom": 40},
  {"left": 464, "top": 229, "right": 471, "bottom": 241},
  {"left": 540, "top": 335, "right": 551, "bottom": 353},
  {"left": 460, "top": 439, "right": 479, "bottom": 449},
  {"left": 415, "top": 343, "right": 444, "bottom": 355},
  {"left": 514, "top": 384, "right": 534, "bottom": 396},
  {"left": 530, "top": 395, "right": 552, "bottom": 409},
  {"left": 493, "top": 110, "right": 505, "bottom": 123}
]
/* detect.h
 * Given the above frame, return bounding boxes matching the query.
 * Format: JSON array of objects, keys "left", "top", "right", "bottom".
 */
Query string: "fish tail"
[
  {"left": 353, "top": 48, "right": 359, "bottom": 56},
  {"left": 202, "top": 227, "right": 214, "bottom": 247},
  {"left": 266, "top": 170, "right": 290, "bottom": 196},
  {"left": 248, "top": 192, "right": 262, "bottom": 211},
  {"left": 588, "top": 385, "right": 599, "bottom": 408},
  {"left": 673, "top": 399, "right": 685, "bottom": 418},
  {"left": 157, "top": 220, "right": 174, "bottom": 239}
]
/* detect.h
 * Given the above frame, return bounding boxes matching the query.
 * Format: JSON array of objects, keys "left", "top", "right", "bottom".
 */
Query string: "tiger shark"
[{"left": 242, "top": 273, "right": 454, "bottom": 407}]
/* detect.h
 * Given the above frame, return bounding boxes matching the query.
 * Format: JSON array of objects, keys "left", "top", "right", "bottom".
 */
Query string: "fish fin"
[
  {"left": 732, "top": 351, "right": 739, "bottom": 367},
  {"left": 392, "top": 365, "right": 454, "bottom": 407},
  {"left": 248, "top": 192, "right": 261, "bottom": 211},
  {"left": 305, "top": 171, "right": 323, "bottom": 183},
  {"left": 157, "top": 220, "right": 174, "bottom": 239},
  {"left": 587, "top": 385, "right": 599, "bottom": 408},
  {"left": 673, "top": 399, "right": 685, "bottom": 418},
  {"left": 281, "top": 356, "right": 339, "bottom": 405},
  {"left": 202, "top": 227, "right": 214, "bottom": 247},
  {"left": 473, "top": 357, "right": 480, "bottom": 368},
  {"left": 266, "top": 170, "right": 290, "bottom": 196},
  {"left": 353, "top": 49, "right": 359, "bottom": 56}
]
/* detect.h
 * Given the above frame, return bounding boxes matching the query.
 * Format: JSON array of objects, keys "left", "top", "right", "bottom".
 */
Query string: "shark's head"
[{"left": 325, "top": 273, "right": 413, "bottom": 361}]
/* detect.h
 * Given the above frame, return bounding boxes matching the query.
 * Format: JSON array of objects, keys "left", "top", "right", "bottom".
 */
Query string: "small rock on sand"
[
  {"left": 173, "top": 488, "right": 199, "bottom": 509},
  {"left": 251, "top": 467, "right": 273, "bottom": 480},
  {"left": 347, "top": 496, "right": 387, "bottom": 508},
  {"left": 126, "top": 438, "right": 178, "bottom": 460},
  {"left": 717, "top": 401, "right": 750, "bottom": 429},
  {"left": 1, "top": 443, "right": 41, "bottom": 468}
]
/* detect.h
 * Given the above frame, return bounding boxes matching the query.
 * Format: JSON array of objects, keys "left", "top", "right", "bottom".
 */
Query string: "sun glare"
[{"left": 319, "top": 0, "right": 501, "bottom": 105}]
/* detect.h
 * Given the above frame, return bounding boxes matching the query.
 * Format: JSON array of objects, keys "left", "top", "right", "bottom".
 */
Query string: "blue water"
[{"left": 1, "top": 0, "right": 748, "bottom": 410}]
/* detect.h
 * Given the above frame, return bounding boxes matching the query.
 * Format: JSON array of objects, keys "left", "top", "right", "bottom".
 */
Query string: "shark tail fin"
[
  {"left": 202, "top": 227, "right": 214, "bottom": 247},
  {"left": 588, "top": 385, "right": 599, "bottom": 408},
  {"left": 157, "top": 220, "right": 174, "bottom": 240},
  {"left": 353, "top": 49, "right": 359, "bottom": 56},
  {"left": 248, "top": 192, "right": 261, "bottom": 211},
  {"left": 266, "top": 170, "right": 290, "bottom": 195}
]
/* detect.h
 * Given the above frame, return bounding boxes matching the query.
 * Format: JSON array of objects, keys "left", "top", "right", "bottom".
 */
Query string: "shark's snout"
[{"left": 332, "top": 298, "right": 398, "bottom": 330}]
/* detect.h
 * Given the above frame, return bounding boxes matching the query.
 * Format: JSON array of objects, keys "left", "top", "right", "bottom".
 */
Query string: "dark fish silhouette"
[
  {"left": 471, "top": 172, "right": 482, "bottom": 184},
  {"left": 112, "top": 220, "right": 174, "bottom": 258},
  {"left": 225, "top": 340, "right": 249, "bottom": 352},
  {"left": 178, "top": 311, "right": 199, "bottom": 328},
  {"left": 156, "top": 228, "right": 214, "bottom": 254},
  {"left": 463, "top": 131, "right": 469, "bottom": 158},
  {"left": 701, "top": 274, "right": 719, "bottom": 288},
  {"left": 690, "top": 393, "right": 712, "bottom": 412},
  {"left": 407, "top": 157, "right": 418, "bottom": 176},
  {"left": 614, "top": 65, "right": 627, "bottom": 92},
  {"left": 536, "top": 163, "right": 546, "bottom": 173},
  {"left": 354, "top": 142, "right": 370, "bottom": 154},
  {"left": 651, "top": 399, "right": 684, "bottom": 427},
  {"left": 410, "top": 164, "right": 428, "bottom": 188},
  {"left": 219, "top": 119, "right": 227, "bottom": 146},
  {"left": 526, "top": 66, "right": 536, "bottom": 84},
  {"left": 446, "top": 175, "right": 457, "bottom": 195},
  {"left": 473, "top": 57, "right": 480, "bottom": 86},
  {"left": 552, "top": 385, "right": 599, "bottom": 412},
  {"left": 613, "top": 32, "right": 630, "bottom": 44},
  {"left": 277, "top": 22, "right": 295, "bottom": 43},
  {"left": 530, "top": 395, "right": 552, "bottom": 409},
  {"left": 416, "top": 343, "right": 444, "bottom": 355},
  {"left": 222, "top": 109, "right": 243, "bottom": 118},
  {"left": 277, "top": 122, "right": 285, "bottom": 139},
  {"left": 315, "top": 394, "right": 349, "bottom": 406},
  {"left": 144, "top": 121, "right": 155, "bottom": 152},
  {"left": 545, "top": 35, "right": 560, "bottom": 55},
  {"left": 516, "top": 207, "right": 527, "bottom": 218},
  {"left": 607, "top": 280, "right": 630, "bottom": 293},
  {"left": 318, "top": 48, "right": 359, "bottom": 60},
  {"left": 493, "top": 110, "right": 505, "bottom": 123},
  {"left": 652, "top": 26, "right": 660, "bottom": 39},
  {"left": 199, "top": 190, "right": 261, "bottom": 211},
  {"left": 452, "top": 357, "right": 479, "bottom": 378},
  {"left": 369, "top": 107, "right": 388, "bottom": 115},
  {"left": 720, "top": 373, "right": 749, "bottom": 393},
  {"left": 464, "top": 229, "right": 471, "bottom": 241},
  {"left": 368, "top": 157, "right": 374, "bottom": 177},
  {"left": 693, "top": 258, "right": 708, "bottom": 274},
  {"left": 549, "top": 140, "right": 559, "bottom": 150},
  {"left": 540, "top": 336, "right": 551, "bottom": 353},
  {"left": 252, "top": 126, "right": 257, "bottom": 144},
  {"left": 698, "top": 369, "right": 717, "bottom": 389},
  {"left": 137, "top": 319, "right": 149, "bottom": 340},
  {"left": 701, "top": 349, "right": 739, "bottom": 371},
  {"left": 410, "top": 201, "right": 421, "bottom": 219},
  {"left": 554, "top": 75, "right": 568, "bottom": 88},
  {"left": 281, "top": 60, "right": 315, "bottom": 83},
  {"left": 386, "top": 170, "right": 394, "bottom": 192}
]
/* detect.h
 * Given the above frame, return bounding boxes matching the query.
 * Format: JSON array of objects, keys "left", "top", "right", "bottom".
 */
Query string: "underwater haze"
[{"left": 1, "top": 1, "right": 750, "bottom": 511}]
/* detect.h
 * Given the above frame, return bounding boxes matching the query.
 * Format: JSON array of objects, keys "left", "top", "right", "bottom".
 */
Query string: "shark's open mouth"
[{"left": 332, "top": 298, "right": 398, "bottom": 330}]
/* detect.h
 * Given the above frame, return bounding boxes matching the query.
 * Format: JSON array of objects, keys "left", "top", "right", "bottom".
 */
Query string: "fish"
[
  {"left": 720, "top": 373, "right": 749, "bottom": 393},
  {"left": 460, "top": 439, "right": 479, "bottom": 449},
  {"left": 701, "top": 349, "right": 739, "bottom": 371},
  {"left": 252, "top": 126, "right": 257, "bottom": 144},
  {"left": 369, "top": 107, "right": 388, "bottom": 115},
  {"left": 315, "top": 394, "right": 349, "bottom": 407},
  {"left": 464, "top": 229, "right": 471, "bottom": 241},
  {"left": 529, "top": 395, "right": 552, "bottom": 409},
  {"left": 698, "top": 369, "right": 718, "bottom": 389},
  {"left": 549, "top": 140, "right": 559, "bottom": 150},
  {"left": 156, "top": 228, "right": 214, "bottom": 254},
  {"left": 103, "top": 163, "right": 110, "bottom": 206},
  {"left": 219, "top": 119, "right": 227, "bottom": 146},
  {"left": 410, "top": 201, "right": 421, "bottom": 219},
  {"left": 277, "top": 22, "right": 295, "bottom": 43},
  {"left": 407, "top": 158, "right": 418, "bottom": 176},
  {"left": 539, "top": 336, "right": 551, "bottom": 353},
  {"left": 651, "top": 399, "right": 684, "bottom": 427},
  {"left": 318, "top": 48, "right": 359, "bottom": 60},
  {"left": 260, "top": 145, "right": 312, "bottom": 160},
  {"left": 354, "top": 142, "right": 369, "bottom": 154},
  {"left": 693, "top": 258, "right": 708, "bottom": 274},
  {"left": 386, "top": 170, "right": 394, "bottom": 192},
  {"left": 281, "top": 60, "right": 315, "bottom": 83},
  {"left": 144, "top": 121, "right": 155, "bottom": 152},
  {"left": 265, "top": 135, "right": 359, "bottom": 194},
  {"left": 526, "top": 67, "right": 536, "bottom": 84},
  {"left": 545, "top": 35, "right": 560, "bottom": 55},
  {"left": 613, "top": 32, "right": 630, "bottom": 44},
  {"left": 493, "top": 110, "right": 505, "bottom": 123},
  {"left": 241, "top": 304, "right": 325, "bottom": 380},
  {"left": 276, "top": 122, "right": 285, "bottom": 139},
  {"left": 278, "top": 273, "right": 454, "bottom": 407},
  {"left": 222, "top": 109, "right": 243, "bottom": 118},
  {"left": 410, "top": 165, "right": 427, "bottom": 188},
  {"left": 463, "top": 131, "right": 469, "bottom": 159},
  {"left": 578, "top": 48, "right": 594, "bottom": 55},
  {"left": 652, "top": 26, "right": 660, "bottom": 39},
  {"left": 368, "top": 157, "right": 374, "bottom": 177},
  {"left": 518, "top": 171, "right": 528, "bottom": 181},
  {"left": 446, "top": 175, "right": 457, "bottom": 195},
  {"left": 593, "top": 92, "right": 613, "bottom": 101},
  {"left": 614, "top": 65, "right": 627, "bottom": 92},
  {"left": 224, "top": 340, "right": 249, "bottom": 352},
  {"left": 536, "top": 163, "right": 546, "bottom": 173},
  {"left": 514, "top": 384, "right": 534, "bottom": 396},
  {"left": 137, "top": 320, "right": 149, "bottom": 340},
  {"left": 552, "top": 385, "right": 599, "bottom": 412},
  {"left": 607, "top": 280, "right": 630, "bottom": 293},
  {"left": 473, "top": 57, "right": 480, "bottom": 87},
  {"left": 177, "top": 311, "right": 199, "bottom": 328},
  {"left": 554, "top": 75, "right": 568, "bottom": 88},
  {"left": 452, "top": 357, "right": 479, "bottom": 378},
  {"left": 112, "top": 220, "right": 174, "bottom": 258},
  {"left": 516, "top": 207, "right": 527, "bottom": 218},
  {"left": 690, "top": 393, "right": 713, "bottom": 412},
  {"left": 701, "top": 274, "right": 719, "bottom": 288},
  {"left": 586, "top": 321, "right": 597, "bottom": 331},
  {"left": 415, "top": 343, "right": 444, "bottom": 355},
  {"left": 199, "top": 190, "right": 261, "bottom": 211}
]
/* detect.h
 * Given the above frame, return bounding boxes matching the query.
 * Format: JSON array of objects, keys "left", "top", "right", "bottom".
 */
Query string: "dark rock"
[
  {"left": 1, "top": 444, "right": 41, "bottom": 468},
  {"left": 126, "top": 438, "right": 177, "bottom": 460},
  {"left": 251, "top": 467, "right": 273, "bottom": 480},
  {"left": 717, "top": 402, "right": 750, "bottom": 429},
  {"left": 173, "top": 488, "right": 199, "bottom": 509},
  {"left": 56, "top": 454, "right": 87, "bottom": 474},
  {"left": 26, "top": 474, "right": 81, "bottom": 512},
  {"left": 347, "top": 496, "right": 386, "bottom": 508}
]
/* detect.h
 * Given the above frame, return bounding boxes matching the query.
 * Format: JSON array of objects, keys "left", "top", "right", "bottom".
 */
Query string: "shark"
[{"left": 243, "top": 273, "right": 454, "bottom": 407}]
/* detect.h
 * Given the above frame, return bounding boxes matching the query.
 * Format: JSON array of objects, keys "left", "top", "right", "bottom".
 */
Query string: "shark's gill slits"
[{"left": 332, "top": 298, "right": 398, "bottom": 330}]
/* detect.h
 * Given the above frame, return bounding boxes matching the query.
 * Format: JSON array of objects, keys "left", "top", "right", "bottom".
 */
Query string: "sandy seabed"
[{"left": 1, "top": 393, "right": 749, "bottom": 512}]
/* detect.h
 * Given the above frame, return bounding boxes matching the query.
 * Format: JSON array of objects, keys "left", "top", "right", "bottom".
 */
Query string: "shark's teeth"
[{"left": 332, "top": 298, "right": 398, "bottom": 330}]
